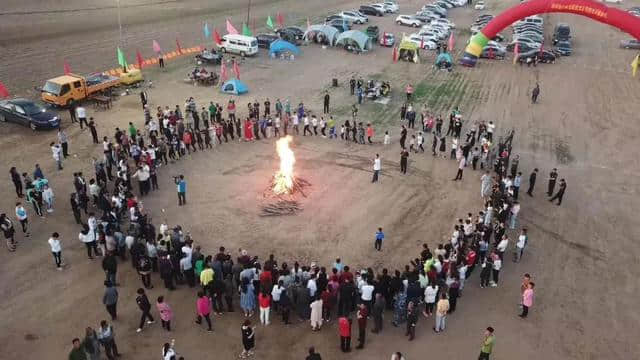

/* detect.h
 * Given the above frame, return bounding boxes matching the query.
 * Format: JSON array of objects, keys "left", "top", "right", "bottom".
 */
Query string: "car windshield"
[
  {"left": 42, "top": 81, "right": 61, "bottom": 95},
  {"left": 251, "top": 40, "right": 257, "bottom": 47},
  {"left": 21, "top": 102, "right": 46, "bottom": 115}
]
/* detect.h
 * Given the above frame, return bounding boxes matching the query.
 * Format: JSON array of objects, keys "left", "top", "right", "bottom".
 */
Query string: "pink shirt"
[
  {"left": 522, "top": 288, "right": 534, "bottom": 307},
  {"left": 156, "top": 302, "right": 173, "bottom": 321},
  {"left": 197, "top": 296, "right": 211, "bottom": 316}
]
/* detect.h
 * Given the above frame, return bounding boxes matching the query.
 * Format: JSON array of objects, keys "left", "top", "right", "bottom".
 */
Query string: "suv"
[
  {"left": 620, "top": 39, "right": 640, "bottom": 49},
  {"left": 360, "top": 5, "right": 384, "bottom": 16},
  {"left": 552, "top": 23, "right": 571, "bottom": 45},
  {"left": 554, "top": 40, "right": 572, "bottom": 56}
]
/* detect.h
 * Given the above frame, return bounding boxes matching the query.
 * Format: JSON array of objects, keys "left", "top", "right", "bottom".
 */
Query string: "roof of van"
[{"left": 223, "top": 34, "right": 257, "bottom": 40}]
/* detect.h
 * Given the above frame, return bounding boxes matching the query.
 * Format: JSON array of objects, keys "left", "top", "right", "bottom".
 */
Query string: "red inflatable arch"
[{"left": 462, "top": 0, "right": 640, "bottom": 66}]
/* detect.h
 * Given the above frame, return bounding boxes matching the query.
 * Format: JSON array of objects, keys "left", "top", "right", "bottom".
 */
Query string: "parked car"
[
  {"left": 416, "top": 30, "right": 440, "bottom": 43},
  {"left": 195, "top": 49, "right": 222, "bottom": 64},
  {"left": 407, "top": 34, "right": 438, "bottom": 49},
  {"left": 277, "top": 26, "right": 305, "bottom": 40},
  {"left": 620, "top": 39, "right": 640, "bottom": 49},
  {"left": 383, "top": 1, "right": 400, "bottom": 12},
  {"left": 256, "top": 33, "right": 279, "bottom": 48},
  {"left": 414, "top": 12, "right": 439, "bottom": 23},
  {"left": 553, "top": 23, "right": 571, "bottom": 44},
  {"left": 360, "top": 5, "right": 385, "bottom": 16},
  {"left": 517, "top": 49, "right": 556, "bottom": 63},
  {"left": 396, "top": 15, "right": 422, "bottom": 27},
  {"left": 370, "top": 4, "right": 388, "bottom": 14},
  {"left": 554, "top": 40, "right": 572, "bottom": 55},
  {"left": 432, "top": 18, "right": 456, "bottom": 28},
  {"left": 374, "top": 3, "right": 394, "bottom": 13},
  {"left": 435, "top": 1, "right": 454, "bottom": 9},
  {"left": 475, "top": 1, "right": 486, "bottom": 9},
  {"left": 506, "top": 41, "right": 537, "bottom": 52},
  {"left": 380, "top": 32, "right": 396, "bottom": 46},
  {"left": 340, "top": 11, "right": 368, "bottom": 24},
  {"left": 328, "top": 19, "right": 352, "bottom": 33},
  {"left": 325, "top": 14, "right": 344, "bottom": 23},
  {"left": 603, "top": 0, "right": 622, "bottom": 3},
  {"left": 480, "top": 45, "right": 506, "bottom": 59},
  {"left": 366, "top": 25, "right": 380, "bottom": 41},
  {"left": 0, "top": 98, "right": 60, "bottom": 130},
  {"left": 275, "top": 28, "right": 302, "bottom": 45},
  {"left": 422, "top": 5, "right": 447, "bottom": 17}
]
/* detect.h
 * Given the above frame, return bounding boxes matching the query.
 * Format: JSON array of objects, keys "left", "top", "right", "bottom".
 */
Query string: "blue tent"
[
  {"left": 220, "top": 79, "right": 248, "bottom": 95},
  {"left": 269, "top": 39, "right": 300, "bottom": 56}
]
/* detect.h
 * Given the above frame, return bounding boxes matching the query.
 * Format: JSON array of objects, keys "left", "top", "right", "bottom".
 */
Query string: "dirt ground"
[{"left": 1, "top": 0, "right": 640, "bottom": 359}]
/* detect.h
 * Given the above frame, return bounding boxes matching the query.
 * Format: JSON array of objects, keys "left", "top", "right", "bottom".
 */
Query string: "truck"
[{"left": 40, "top": 72, "right": 121, "bottom": 107}]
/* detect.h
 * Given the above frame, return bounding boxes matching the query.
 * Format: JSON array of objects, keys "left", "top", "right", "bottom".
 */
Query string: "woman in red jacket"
[{"left": 338, "top": 316, "right": 351, "bottom": 352}]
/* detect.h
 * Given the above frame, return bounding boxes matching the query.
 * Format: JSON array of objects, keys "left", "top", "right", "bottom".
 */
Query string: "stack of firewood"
[{"left": 260, "top": 200, "right": 302, "bottom": 216}]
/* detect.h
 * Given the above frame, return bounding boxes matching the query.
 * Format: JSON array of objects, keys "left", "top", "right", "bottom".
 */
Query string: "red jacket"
[
  {"left": 338, "top": 317, "right": 351, "bottom": 337},
  {"left": 258, "top": 293, "right": 271, "bottom": 308}
]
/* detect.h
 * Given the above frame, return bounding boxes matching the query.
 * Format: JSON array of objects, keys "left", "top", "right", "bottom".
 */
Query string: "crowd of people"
[{"left": 1, "top": 82, "right": 567, "bottom": 360}]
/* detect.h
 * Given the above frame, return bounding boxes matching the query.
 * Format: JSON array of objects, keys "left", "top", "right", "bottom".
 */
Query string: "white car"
[
  {"left": 415, "top": 31, "right": 439, "bottom": 43},
  {"left": 432, "top": 18, "right": 455, "bottom": 28},
  {"left": 396, "top": 15, "right": 422, "bottom": 27},
  {"left": 602, "top": 0, "right": 622, "bottom": 3},
  {"left": 339, "top": 11, "right": 368, "bottom": 24},
  {"left": 373, "top": 3, "right": 394, "bottom": 13},
  {"left": 384, "top": 1, "right": 400, "bottom": 12},
  {"left": 475, "top": 1, "right": 486, "bottom": 9},
  {"left": 407, "top": 34, "right": 438, "bottom": 49},
  {"left": 421, "top": 26, "right": 448, "bottom": 39},
  {"left": 370, "top": 4, "right": 387, "bottom": 14}
]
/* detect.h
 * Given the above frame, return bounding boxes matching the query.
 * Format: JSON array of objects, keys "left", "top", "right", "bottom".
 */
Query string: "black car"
[
  {"left": 0, "top": 98, "right": 60, "bottom": 130},
  {"left": 555, "top": 40, "right": 572, "bottom": 55},
  {"left": 275, "top": 28, "right": 302, "bottom": 45},
  {"left": 517, "top": 49, "right": 556, "bottom": 64},
  {"left": 552, "top": 23, "right": 571, "bottom": 44},
  {"left": 277, "top": 26, "right": 305, "bottom": 40},
  {"left": 506, "top": 42, "right": 537, "bottom": 53},
  {"left": 256, "top": 33, "right": 279, "bottom": 48},
  {"left": 195, "top": 49, "right": 222, "bottom": 64},
  {"left": 325, "top": 14, "right": 344, "bottom": 23},
  {"left": 360, "top": 5, "right": 384, "bottom": 16}
]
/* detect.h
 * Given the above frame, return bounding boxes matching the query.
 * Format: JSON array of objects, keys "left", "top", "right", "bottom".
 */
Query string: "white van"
[{"left": 219, "top": 34, "right": 259, "bottom": 56}]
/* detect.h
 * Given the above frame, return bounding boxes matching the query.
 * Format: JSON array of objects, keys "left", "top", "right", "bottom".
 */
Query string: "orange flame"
[{"left": 273, "top": 136, "right": 295, "bottom": 194}]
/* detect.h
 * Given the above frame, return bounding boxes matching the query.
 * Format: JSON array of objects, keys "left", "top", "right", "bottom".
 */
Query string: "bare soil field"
[{"left": 1, "top": 0, "right": 640, "bottom": 359}]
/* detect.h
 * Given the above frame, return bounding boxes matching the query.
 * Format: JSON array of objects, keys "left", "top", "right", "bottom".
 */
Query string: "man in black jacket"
[
  {"left": 102, "top": 251, "right": 118, "bottom": 286},
  {"left": 527, "top": 168, "right": 538, "bottom": 196},
  {"left": 135, "top": 288, "right": 154, "bottom": 332}
]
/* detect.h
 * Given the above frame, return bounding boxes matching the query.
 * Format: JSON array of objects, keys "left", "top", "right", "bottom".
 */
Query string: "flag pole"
[{"left": 246, "top": 0, "right": 252, "bottom": 26}]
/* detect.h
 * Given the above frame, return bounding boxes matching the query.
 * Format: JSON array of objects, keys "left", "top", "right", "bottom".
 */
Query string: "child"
[
  {"left": 340, "top": 124, "right": 346, "bottom": 140},
  {"left": 409, "top": 135, "right": 416, "bottom": 153},
  {"left": 417, "top": 132, "right": 425, "bottom": 153},
  {"left": 384, "top": 131, "right": 390, "bottom": 145}
]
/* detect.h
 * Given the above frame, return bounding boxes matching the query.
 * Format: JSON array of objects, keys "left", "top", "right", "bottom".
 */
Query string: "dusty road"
[{"left": 1, "top": 0, "right": 639, "bottom": 359}]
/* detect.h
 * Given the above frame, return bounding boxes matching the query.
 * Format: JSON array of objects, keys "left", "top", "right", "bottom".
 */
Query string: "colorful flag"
[
  {"left": 632, "top": 54, "right": 639, "bottom": 77},
  {"left": 267, "top": 16, "right": 274, "bottom": 30},
  {"left": 392, "top": 46, "right": 398, "bottom": 63},
  {"left": 152, "top": 40, "right": 162, "bottom": 54},
  {"left": 513, "top": 42, "right": 519, "bottom": 65},
  {"left": 176, "top": 38, "right": 183, "bottom": 54},
  {"left": 220, "top": 61, "right": 228, "bottom": 82},
  {"left": 136, "top": 50, "right": 144, "bottom": 69},
  {"left": 277, "top": 13, "right": 285, "bottom": 27},
  {"left": 117, "top": 47, "right": 128, "bottom": 68},
  {"left": 233, "top": 59, "right": 240, "bottom": 79},
  {"left": 203, "top": 23, "right": 211, "bottom": 39},
  {"left": 226, "top": 19, "right": 239, "bottom": 35},
  {"left": 448, "top": 33, "right": 455, "bottom": 52},
  {"left": 213, "top": 29, "right": 222, "bottom": 45},
  {"left": 242, "top": 23, "right": 253, "bottom": 36},
  {"left": 420, "top": 37, "right": 424, "bottom": 50},
  {"left": 63, "top": 60, "right": 71, "bottom": 75},
  {"left": 0, "top": 81, "right": 9, "bottom": 98}
]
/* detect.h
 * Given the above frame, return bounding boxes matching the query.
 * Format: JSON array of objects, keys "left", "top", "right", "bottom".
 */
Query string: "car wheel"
[
  {"left": 396, "top": 20, "right": 402, "bottom": 25},
  {"left": 29, "top": 122, "right": 37, "bottom": 131},
  {"left": 240, "top": 51, "right": 246, "bottom": 57},
  {"left": 413, "top": 23, "right": 419, "bottom": 27}
]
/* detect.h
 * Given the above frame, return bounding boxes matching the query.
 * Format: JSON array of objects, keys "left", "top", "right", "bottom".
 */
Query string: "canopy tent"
[
  {"left": 398, "top": 40, "right": 420, "bottom": 63},
  {"left": 335, "top": 30, "right": 373, "bottom": 52},
  {"left": 220, "top": 79, "right": 248, "bottom": 95},
  {"left": 269, "top": 39, "right": 301, "bottom": 56},
  {"left": 303, "top": 25, "right": 339, "bottom": 46}
]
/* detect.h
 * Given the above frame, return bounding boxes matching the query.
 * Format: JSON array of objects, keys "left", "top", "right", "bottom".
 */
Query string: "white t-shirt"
[
  {"left": 497, "top": 238, "right": 509, "bottom": 252},
  {"left": 373, "top": 158, "right": 381, "bottom": 171},
  {"left": 424, "top": 285, "right": 438, "bottom": 303},
  {"left": 48, "top": 237, "right": 61, "bottom": 252},
  {"left": 493, "top": 258, "right": 502, "bottom": 271},
  {"left": 271, "top": 285, "right": 283, "bottom": 301},
  {"left": 307, "top": 279, "right": 317, "bottom": 297},
  {"left": 517, "top": 235, "right": 527, "bottom": 249},
  {"left": 76, "top": 107, "right": 86, "bottom": 119},
  {"left": 487, "top": 123, "right": 495, "bottom": 133},
  {"left": 361, "top": 284, "right": 374, "bottom": 301}
]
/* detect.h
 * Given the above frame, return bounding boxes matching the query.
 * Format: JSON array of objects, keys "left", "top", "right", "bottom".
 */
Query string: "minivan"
[
  {"left": 219, "top": 34, "right": 259, "bottom": 57},
  {"left": 553, "top": 23, "right": 571, "bottom": 44}
]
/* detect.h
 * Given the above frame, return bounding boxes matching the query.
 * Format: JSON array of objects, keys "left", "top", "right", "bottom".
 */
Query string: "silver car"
[{"left": 620, "top": 39, "right": 640, "bottom": 49}]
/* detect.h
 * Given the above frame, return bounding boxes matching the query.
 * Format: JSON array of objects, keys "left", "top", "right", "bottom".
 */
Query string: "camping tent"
[
  {"left": 303, "top": 25, "right": 339, "bottom": 46},
  {"left": 335, "top": 30, "right": 373, "bottom": 52},
  {"left": 269, "top": 39, "right": 301, "bottom": 57},
  {"left": 220, "top": 79, "right": 248, "bottom": 95},
  {"left": 398, "top": 40, "right": 419, "bottom": 63}
]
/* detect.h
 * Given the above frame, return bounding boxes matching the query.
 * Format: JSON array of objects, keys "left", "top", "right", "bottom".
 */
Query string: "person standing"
[
  {"left": 323, "top": 91, "right": 330, "bottom": 114},
  {"left": 135, "top": 288, "right": 154, "bottom": 333},
  {"left": 175, "top": 175, "right": 186, "bottom": 206},
  {"left": 520, "top": 282, "right": 535, "bottom": 318},
  {"left": 58, "top": 128, "right": 69, "bottom": 158},
  {"left": 405, "top": 301, "right": 418, "bottom": 341},
  {"left": 371, "top": 293, "right": 386, "bottom": 333},
  {"left": 1, "top": 213, "right": 17, "bottom": 252},
  {"left": 355, "top": 303, "right": 368, "bottom": 349},
  {"left": 48, "top": 232, "right": 63, "bottom": 270},
  {"left": 14, "top": 202, "right": 29, "bottom": 237},
  {"left": 76, "top": 104, "right": 88, "bottom": 129},
  {"left": 97, "top": 320, "right": 120, "bottom": 360},
  {"left": 374, "top": 227, "right": 385, "bottom": 251},
  {"left": 513, "top": 172, "right": 522, "bottom": 199},
  {"left": 88, "top": 118, "right": 99, "bottom": 144},
  {"left": 400, "top": 148, "right": 409, "bottom": 174},
  {"left": 102, "top": 280, "right": 118, "bottom": 320},
  {"left": 399, "top": 125, "right": 407, "bottom": 149},
  {"left": 350, "top": 77, "right": 356, "bottom": 95},
  {"left": 310, "top": 296, "right": 323, "bottom": 331},
  {"left": 157, "top": 296, "right": 173, "bottom": 331},
  {"left": 51, "top": 142, "right": 63, "bottom": 170},
  {"left": 453, "top": 156, "right": 466, "bottom": 181},
  {"left": 547, "top": 168, "right": 558, "bottom": 196},
  {"left": 306, "top": 347, "right": 322, "bottom": 360},
  {"left": 69, "top": 338, "right": 87, "bottom": 360},
  {"left": 481, "top": 171, "right": 492, "bottom": 200},
  {"left": 241, "top": 320, "right": 256, "bottom": 358},
  {"left": 258, "top": 290, "right": 271, "bottom": 326},
  {"left": 434, "top": 293, "right": 449, "bottom": 333},
  {"left": 423, "top": 283, "right": 438, "bottom": 317},
  {"left": 195, "top": 291, "right": 213, "bottom": 331},
  {"left": 514, "top": 228, "right": 528, "bottom": 262},
  {"left": 405, "top": 84, "right": 414, "bottom": 101},
  {"left": 549, "top": 179, "right": 567, "bottom": 205},
  {"left": 527, "top": 168, "right": 538, "bottom": 196},
  {"left": 478, "top": 327, "right": 495, "bottom": 360},
  {"left": 531, "top": 83, "right": 540, "bottom": 104},
  {"left": 10, "top": 167, "right": 23, "bottom": 198},
  {"left": 372, "top": 154, "right": 381, "bottom": 183},
  {"left": 339, "top": 316, "right": 352, "bottom": 353}
]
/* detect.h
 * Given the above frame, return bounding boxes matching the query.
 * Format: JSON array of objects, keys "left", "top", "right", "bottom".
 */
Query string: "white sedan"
[
  {"left": 384, "top": 1, "right": 400, "bottom": 12},
  {"left": 339, "top": 11, "right": 368, "bottom": 24},
  {"left": 475, "top": 1, "right": 486, "bottom": 9},
  {"left": 407, "top": 34, "right": 438, "bottom": 49},
  {"left": 432, "top": 18, "right": 456, "bottom": 28},
  {"left": 396, "top": 15, "right": 422, "bottom": 27}
]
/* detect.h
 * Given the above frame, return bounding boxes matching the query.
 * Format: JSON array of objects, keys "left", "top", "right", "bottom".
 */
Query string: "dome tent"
[
  {"left": 220, "top": 79, "right": 248, "bottom": 95},
  {"left": 303, "top": 25, "right": 339, "bottom": 46},
  {"left": 336, "top": 30, "right": 373, "bottom": 52}
]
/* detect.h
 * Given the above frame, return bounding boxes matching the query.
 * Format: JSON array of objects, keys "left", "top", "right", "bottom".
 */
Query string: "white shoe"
[
  {"left": 490, "top": 283, "right": 498, "bottom": 287},
  {"left": 136, "top": 328, "right": 142, "bottom": 333},
  {"left": 57, "top": 267, "right": 63, "bottom": 271},
  {"left": 147, "top": 320, "right": 155, "bottom": 324}
]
